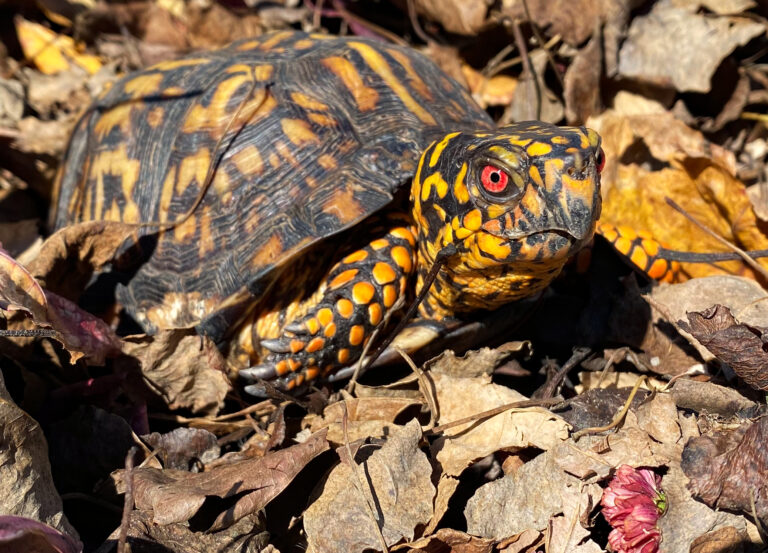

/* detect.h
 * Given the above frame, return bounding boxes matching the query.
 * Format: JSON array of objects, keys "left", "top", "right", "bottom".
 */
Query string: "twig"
[
  {"left": 665, "top": 196, "right": 768, "bottom": 281},
  {"left": 406, "top": 0, "right": 432, "bottom": 44},
  {"left": 341, "top": 403, "right": 389, "bottom": 552},
  {"left": 394, "top": 346, "right": 437, "bottom": 430},
  {"left": 426, "top": 397, "right": 561, "bottom": 435},
  {"left": 535, "top": 347, "right": 591, "bottom": 399},
  {"left": 521, "top": 0, "right": 564, "bottom": 90},
  {"left": 117, "top": 446, "right": 138, "bottom": 553},
  {"left": 510, "top": 18, "right": 541, "bottom": 120},
  {"left": 572, "top": 375, "right": 649, "bottom": 440}
]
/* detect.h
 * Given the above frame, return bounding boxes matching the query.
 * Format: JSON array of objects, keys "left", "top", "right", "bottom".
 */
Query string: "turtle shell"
[{"left": 53, "top": 30, "right": 494, "bottom": 341}]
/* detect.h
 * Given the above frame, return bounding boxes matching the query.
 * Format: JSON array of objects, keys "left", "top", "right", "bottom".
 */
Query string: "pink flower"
[{"left": 601, "top": 465, "right": 666, "bottom": 553}]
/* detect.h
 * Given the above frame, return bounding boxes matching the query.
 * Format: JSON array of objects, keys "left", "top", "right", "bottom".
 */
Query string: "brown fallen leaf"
[
  {"left": 689, "top": 525, "right": 746, "bottom": 553},
  {"left": 143, "top": 427, "right": 220, "bottom": 471},
  {"left": 413, "top": 0, "right": 488, "bottom": 35},
  {"left": 121, "top": 429, "right": 329, "bottom": 529},
  {"left": 120, "top": 330, "right": 230, "bottom": 415},
  {"left": 464, "top": 445, "right": 603, "bottom": 542},
  {"left": 304, "top": 420, "right": 434, "bottom": 553},
  {"left": 503, "top": 49, "right": 563, "bottom": 124},
  {"left": 28, "top": 220, "right": 139, "bottom": 302},
  {"left": 0, "top": 372, "right": 78, "bottom": 539},
  {"left": 680, "top": 304, "right": 768, "bottom": 391},
  {"left": 305, "top": 396, "right": 424, "bottom": 444},
  {"left": 396, "top": 528, "right": 495, "bottom": 553},
  {"left": 0, "top": 249, "right": 122, "bottom": 364},
  {"left": 100, "top": 508, "right": 269, "bottom": 553},
  {"left": 502, "top": 0, "right": 607, "bottom": 46},
  {"left": 682, "top": 417, "right": 768, "bottom": 525},
  {"left": 617, "top": 3, "right": 763, "bottom": 93},
  {"left": 563, "top": 30, "right": 602, "bottom": 125}
]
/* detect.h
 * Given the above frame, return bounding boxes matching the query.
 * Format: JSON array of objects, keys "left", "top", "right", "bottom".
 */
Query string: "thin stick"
[
  {"left": 511, "top": 18, "right": 541, "bottom": 120},
  {"left": 572, "top": 375, "right": 648, "bottom": 440},
  {"left": 117, "top": 446, "right": 138, "bottom": 553},
  {"left": 536, "top": 347, "right": 591, "bottom": 399},
  {"left": 665, "top": 197, "right": 768, "bottom": 281},
  {"left": 394, "top": 346, "right": 437, "bottom": 430},
  {"left": 426, "top": 397, "right": 561, "bottom": 435},
  {"left": 407, "top": 0, "right": 432, "bottom": 44}
]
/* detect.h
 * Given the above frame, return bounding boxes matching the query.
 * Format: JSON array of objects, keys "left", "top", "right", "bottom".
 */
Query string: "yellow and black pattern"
[
  {"left": 596, "top": 222, "right": 679, "bottom": 282},
  {"left": 410, "top": 122, "right": 603, "bottom": 320},
  {"left": 53, "top": 30, "right": 493, "bottom": 340},
  {"left": 53, "top": 30, "right": 608, "bottom": 392},
  {"left": 241, "top": 217, "right": 417, "bottom": 391}
]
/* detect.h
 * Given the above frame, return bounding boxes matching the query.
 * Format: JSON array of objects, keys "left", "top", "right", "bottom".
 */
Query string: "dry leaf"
[
  {"left": 563, "top": 30, "right": 602, "bottom": 125},
  {"left": 15, "top": 17, "right": 101, "bottom": 75},
  {"left": 680, "top": 305, "right": 768, "bottom": 391},
  {"left": 504, "top": 49, "right": 563, "bottom": 124},
  {"left": 143, "top": 427, "right": 220, "bottom": 470},
  {"left": 124, "top": 429, "right": 329, "bottom": 528},
  {"left": 0, "top": 249, "right": 122, "bottom": 364},
  {"left": 398, "top": 528, "right": 495, "bottom": 553},
  {"left": 690, "top": 525, "right": 746, "bottom": 553},
  {"left": 617, "top": 3, "right": 763, "bottom": 92},
  {"left": 414, "top": 0, "right": 488, "bottom": 35},
  {"left": 0, "top": 372, "right": 78, "bottom": 539},
  {"left": 501, "top": 0, "right": 606, "bottom": 46},
  {"left": 305, "top": 396, "right": 423, "bottom": 444},
  {"left": 464, "top": 446, "right": 602, "bottom": 541},
  {"left": 120, "top": 330, "right": 230, "bottom": 415},
  {"left": 669, "top": 379, "right": 757, "bottom": 418},
  {"left": 670, "top": 0, "right": 757, "bottom": 15},
  {"left": 682, "top": 417, "right": 768, "bottom": 524},
  {"left": 304, "top": 420, "right": 434, "bottom": 553},
  {"left": 0, "top": 516, "right": 82, "bottom": 553}
]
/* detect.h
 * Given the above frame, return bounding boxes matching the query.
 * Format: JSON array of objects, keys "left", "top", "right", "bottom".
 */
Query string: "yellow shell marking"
[
  {"left": 322, "top": 56, "right": 379, "bottom": 111},
  {"left": 290, "top": 92, "right": 329, "bottom": 111},
  {"left": 182, "top": 74, "right": 250, "bottom": 135},
  {"left": 152, "top": 58, "right": 210, "bottom": 71},
  {"left": 281, "top": 118, "right": 320, "bottom": 146},
  {"left": 93, "top": 103, "right": 133, "bottom": 140},
  {"left": 123, "top": 73, "right": 164, "bottom": 98},
  {"left": 386, "top": 48, "right": 434, "bottom": 100},
  {"left": 348, "top": 41, "right": 436, "bottom": 125},
  {"left": 230, "top": 145, "right": 264, "bottom": 177},
  {"left": 176, "top": 148, "right": 210, "bottom": 195}
]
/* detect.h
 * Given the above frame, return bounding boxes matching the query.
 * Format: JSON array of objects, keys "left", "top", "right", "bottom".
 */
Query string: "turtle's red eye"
[
  {"left": 480, "top": 165, "right": 509, "bottom": 193},
  {"left": 596, "top": 147, "right": 606, "bottom": 173}
]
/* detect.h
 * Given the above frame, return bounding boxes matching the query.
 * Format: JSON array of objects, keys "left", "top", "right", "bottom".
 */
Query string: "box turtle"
[{"left": 53, "top": 30, "right": 604, "bottom": 392}]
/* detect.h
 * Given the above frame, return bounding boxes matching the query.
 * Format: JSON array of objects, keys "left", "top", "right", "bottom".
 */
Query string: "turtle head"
[{"left": 410, "top": 121, "right": 603, "bottom": 318}]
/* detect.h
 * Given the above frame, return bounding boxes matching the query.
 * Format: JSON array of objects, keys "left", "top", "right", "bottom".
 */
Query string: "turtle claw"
[
  {"left": 240, "top": 364, "right": 277, "bottom": 381},
  {"left": 243, "top": 383, "right": 269, "bottom": 398},
  {"left": 260, "top": 338, "right": 291, "bottom": 353},
  {"left": 283, "top": 322, "right": 306, "bottom": 334}
]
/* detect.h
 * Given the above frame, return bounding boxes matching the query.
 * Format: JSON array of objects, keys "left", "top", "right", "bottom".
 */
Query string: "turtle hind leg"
[{"left": 240, "top": 221, "right": 418, "bottom": 393}]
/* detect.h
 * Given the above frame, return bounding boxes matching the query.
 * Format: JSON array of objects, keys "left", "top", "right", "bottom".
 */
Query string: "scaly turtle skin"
[{"left": 53, "top": 31, "right": 603, "bottom": 391}]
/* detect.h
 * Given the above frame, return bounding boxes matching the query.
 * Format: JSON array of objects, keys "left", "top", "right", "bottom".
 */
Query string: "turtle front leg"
[{"left": 240, "top": 223, "right": 418, "bottom": 392}]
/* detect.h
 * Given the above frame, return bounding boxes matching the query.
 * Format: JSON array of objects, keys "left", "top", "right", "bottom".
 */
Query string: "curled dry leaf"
[
  {"left": 0, "top": 249, "right": 121, "bottom": 364},
  {"left": 143, "top": 427, "right": 221, "bottom": 471},
  {"left": 413, "top": 0, "right": 488, "bottom": 35},
  {"left": 563, "top": 30, "right": 602, "bottom": 125},
  {"left": 0, "top": 516, "right": 82, "bottom": 553},
  {"left": 682, "top": 417, "right": 768, "bottom": 525},
  {"left": 398, "top": 528, "right": 495, "bottom": 553},
  {"left": 689, "top": 525, "right": 745, "bottom": 553},
  {"left": 0, "top": 373, "right": 77, "bottom": 539},
  {"left": 501, "top": 0, "right": 607, "bottom": 46},
  {"left": 618, "top": 3, "right": 763, "bottom": 93},
  {"left": 679, "top": 305, "right": 768, "bottom": 391},
  {"left": 100, "top": 508, "right": 268, "bottom": 553},
  {"left": 120, "top": 330, "right": 230, "bottom": 415},
  {"left": 123, "top": 429, "right": 329, "bottom": 529},
  {"left": 304, "top": 420, "right": 434, "bottom": 553}
]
